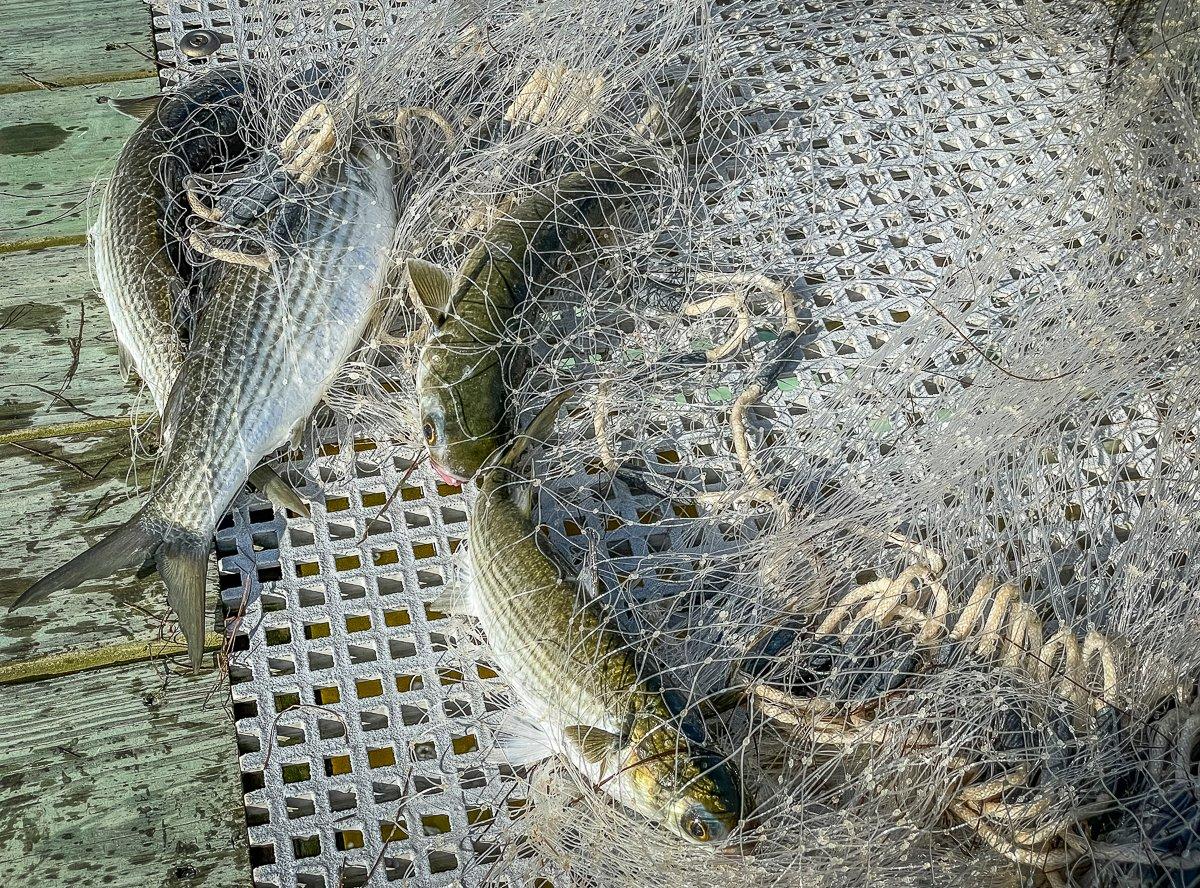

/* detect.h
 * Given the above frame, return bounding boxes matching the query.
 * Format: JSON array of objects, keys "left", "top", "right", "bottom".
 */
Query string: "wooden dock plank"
[
  {"left": 0, "top": 244, "right": 141, "bottom": 433},
  {"left": 0, "top": 428, "right": 166, "bottom": 664},
  {"left": 0, "top": 77, "right": 157, "bottom": 245},
  {"left": 0, "top": 5, "right": 251, "bottom": 885},
  {"left": 0, "top": 0, "right": 156, "bottom": 92},
  {"left": 0, "top": 663, "right": 248, "bottom": 888}
]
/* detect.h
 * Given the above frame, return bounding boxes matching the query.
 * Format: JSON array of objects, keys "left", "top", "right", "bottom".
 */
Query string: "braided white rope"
[{"left": 744, "top": 543, "right": 1144, "bottom": 876}]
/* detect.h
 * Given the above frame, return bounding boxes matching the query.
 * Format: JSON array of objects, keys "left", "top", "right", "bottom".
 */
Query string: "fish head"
[
  {"left": 417, "top": 333, "right": 508, "bottom": 484},
  {"left": 627, "top": 727, "right": 746, "bottom": 845}
]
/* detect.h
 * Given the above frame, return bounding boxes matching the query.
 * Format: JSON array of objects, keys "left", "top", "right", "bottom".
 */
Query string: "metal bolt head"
[{"left": 179, "top": 28, "right": 223, "bottom": 60}]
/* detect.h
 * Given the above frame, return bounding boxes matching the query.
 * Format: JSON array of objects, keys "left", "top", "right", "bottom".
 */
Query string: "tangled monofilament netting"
[{"left": 139, "top": 0, "right": 1200, "bottom": 884}]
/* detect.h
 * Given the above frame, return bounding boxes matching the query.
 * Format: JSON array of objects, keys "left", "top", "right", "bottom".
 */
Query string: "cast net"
[{"left": 137, "top": 0, "right": 1200, "bottom": 884}]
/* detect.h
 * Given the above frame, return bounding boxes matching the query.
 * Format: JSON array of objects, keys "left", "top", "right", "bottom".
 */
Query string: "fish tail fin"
[
  {"left": 10, "top": 510, "right": 159, "bottom": 610},
  {"left": 248, "top": 465, "right": 311, "bottom": 517},
  {"left": 157, "top": 538, "right": 211, "bottom": 672}
]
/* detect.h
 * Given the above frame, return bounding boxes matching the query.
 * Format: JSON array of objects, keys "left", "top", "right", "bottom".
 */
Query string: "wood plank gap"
[
  {"left": 0, "top": 414, "right": 153, "bottom": 446},
  {"left": 0, "top": 631, "right": 224, "bottom": 684},
  {"left": 0, "top": 233, "right": 87, "bottom": 254},
  {"left": 0, "top": 68, "right": 157, "bottom": 96}
]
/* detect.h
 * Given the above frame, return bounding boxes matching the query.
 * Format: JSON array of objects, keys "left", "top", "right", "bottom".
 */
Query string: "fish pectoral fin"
[
  {"left": 512, "top": 481, "right": 533, "bottom": 518},
  {"left": 426, "top": 579, "right": 473, "bottom": 617},
  {"left": 406, "top": 258, "right": 453, "bottom": 328},
  {"left": 562, "top": 724, "right": 621, "bottom": 765},
  {"left": 484, "top": 390, "right": 576, "bottom": 474},
  {"left": 247, "top": 465, "right": 311, "bottom": 518},
  {"left": 105, "top": 94, "right": 163, "bottom": 121},
  {"left": 487, "top": 709, "right": 556, "bottom": 767}
]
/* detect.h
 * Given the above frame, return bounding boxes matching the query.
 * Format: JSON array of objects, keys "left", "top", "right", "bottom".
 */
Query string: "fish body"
[
  {"left": 15, "top": 144, "right": 398, "bottom": 665},
  {"left": 153, "top": 143, "right": 395, "bottom": 538},
  {"left": 92, "top": 66, "right": 265, "bottom": 412},
  {"left": 412, "top": 161, "right": 654, "bottom": 483},
  {"left": 461, "top": 395, "right": 745, "bottom": 843}
]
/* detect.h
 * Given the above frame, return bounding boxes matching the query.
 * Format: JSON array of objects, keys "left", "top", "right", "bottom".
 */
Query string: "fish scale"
[
  {"left": 151, "top": 155, "right": 396, "bottom": 539},
  {"left": 414, "top": 163, "right": 658, "bottom": 483},
  {"left": 91, "top": 66, "right": 265, "bottom": 413},
  {"left": 93, "top": 153, "right": 184, "bottom": 412},
  {"left": 472, "top": 506, "right": 636, "bottom": 730}
]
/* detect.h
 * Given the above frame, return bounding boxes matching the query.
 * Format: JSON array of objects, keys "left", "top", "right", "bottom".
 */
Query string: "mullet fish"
[
  {"left": 409, "top": 84, "right": 698, "bottom": 483},
  {"left": 94, "top": 66, "right": 265, "bottom": 413},
  {"left": 95, "top": 65, "right": 311, "bottom": 510},
  {"left": 441, "top": 392, "right": 747, "bottom": 844},
  {"left": 13, "top": 142, "right": 398, "bottom": 667}
]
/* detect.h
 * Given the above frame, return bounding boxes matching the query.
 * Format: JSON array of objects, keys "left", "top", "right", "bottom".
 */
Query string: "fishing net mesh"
[{"left": 140, "top": 0, "right": 1200, "bottom": 884}]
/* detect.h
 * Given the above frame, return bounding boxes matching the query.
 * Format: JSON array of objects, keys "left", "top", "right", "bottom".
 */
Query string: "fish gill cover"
[{"left": 130, "top": 0, "right": 1200, "bottom": 884}]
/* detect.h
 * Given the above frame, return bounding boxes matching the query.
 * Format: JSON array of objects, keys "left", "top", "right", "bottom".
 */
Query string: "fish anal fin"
[
  {"left": 107, "top": 94, "right": 163, "bottom": 121},
  {"left": 158, "top": 539, "right": 210, "bottom": 672},
  {"left": 562, "top": 724, "right": 621, "bottom": 764},
  {"left": 406, "top": 258, "right": 453, "bottom": 328}
]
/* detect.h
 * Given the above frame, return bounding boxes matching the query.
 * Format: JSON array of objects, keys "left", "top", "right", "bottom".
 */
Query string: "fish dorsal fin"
[
  {"left": 107, "top": 94, "right": 163, "bottom": 121},
  {"left": 485, "top": 390, "right": 575, "bottom": 476},
  {"left": 562, "top": 724, "right": 621, "bottom": 764},
  {"left": 406, "top": 258, "right": 453, "bottom": 328}
]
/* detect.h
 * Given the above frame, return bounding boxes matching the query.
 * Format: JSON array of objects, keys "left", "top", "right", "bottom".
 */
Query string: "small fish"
[
  {"left": 94, "top": 66, "right": 266, "bottom": 413},
  {"left": 13, "top": 143, "right": 398, "bottom": 667},
  {"left": 96, "top": 68, "right": 324, "bottom": 514},
  {"left": 408, "top": 81, "right": 700, "bottom": 484},
  {"left": 441, "top": 392, "right": 747, "bottom": 843},
  {"left": 407, "top": 161, "right": 653, "bottom": 485}
]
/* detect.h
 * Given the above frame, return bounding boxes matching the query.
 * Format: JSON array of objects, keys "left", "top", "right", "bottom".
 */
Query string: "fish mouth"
[{"left": 429, "top": 459, "right": 463, "bottom": 487}]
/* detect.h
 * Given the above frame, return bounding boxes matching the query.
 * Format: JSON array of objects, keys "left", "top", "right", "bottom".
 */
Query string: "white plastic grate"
[
  {"left": 216, "top": 440, "right": 559, "bottom": 887},
  {"left": 141, "top": 0, "right": 1191, "bottom": 884}
]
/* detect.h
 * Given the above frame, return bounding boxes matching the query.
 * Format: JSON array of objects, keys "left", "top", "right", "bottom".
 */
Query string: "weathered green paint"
[
  {"left": 0, "top": 4, "right": 249, "bottom": 885},
  {"left": 0, "top": 0, "right": 156, "bottom": 91},
  {"left": 0, "top": 663, "right": 249, "bottom": 887},
  {"left": 0, "top": 232, "right": 87, "bottom": 254},
  {"left": 0, "top": 245, "right": 139, "bottom": 431},
  {"left": 0, "top": 77, "right": 157, "bottom": 244},
  {"left": 0, "top": 122, "right": 70, "bottom": 155},
  {"left": 0, "top": 429, "right": 163, "bottom": 663}
]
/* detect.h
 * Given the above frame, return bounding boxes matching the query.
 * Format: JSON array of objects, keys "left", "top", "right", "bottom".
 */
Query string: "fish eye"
[
  {"left": 422, "top": 420, "right": 437, "bottom": 445},
  {"left": 681, "top": 811, "right": 710, "bottom": 842}
]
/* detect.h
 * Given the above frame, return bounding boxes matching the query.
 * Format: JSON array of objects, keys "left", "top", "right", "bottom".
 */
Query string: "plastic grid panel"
[
  {"left": 149, "top": 0, "right": 419, "bottom": 87},
  {"left": 145, "top": 0, "right": 1170, "bottom": 884},
  {"left": 218, "top": 442, "right": 553, "bottom": 888}
]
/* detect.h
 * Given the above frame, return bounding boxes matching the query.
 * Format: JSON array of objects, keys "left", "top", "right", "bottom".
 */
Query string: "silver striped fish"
[
  {"left": 92, "top": 66, "right": 265, "bottom": 413},
  {"left": 14, "top": 143, "right": 398, "bottom": 667},
  {"left": 449, "top": 393, "right": 748, "bottom": 844}
]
